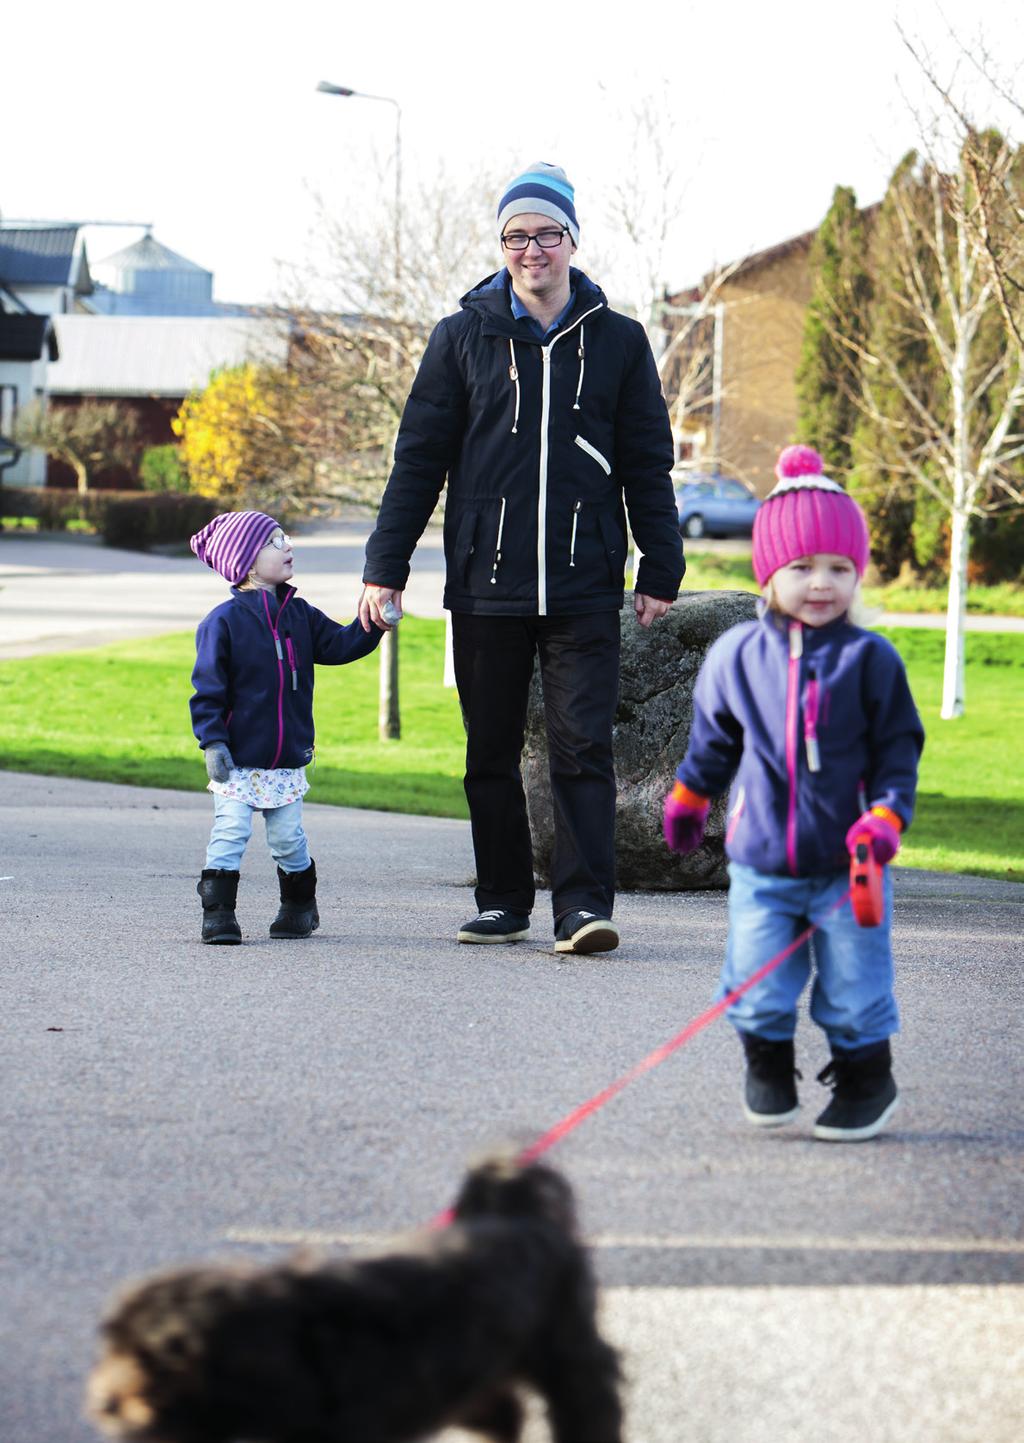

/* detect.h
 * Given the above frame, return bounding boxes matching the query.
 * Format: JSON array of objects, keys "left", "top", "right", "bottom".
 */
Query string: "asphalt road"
[{"left": 2, "top": 772, "right": 1022, "bottom": 1443}]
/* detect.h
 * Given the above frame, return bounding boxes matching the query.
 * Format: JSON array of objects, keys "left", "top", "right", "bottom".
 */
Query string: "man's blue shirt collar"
[{"left": 509, "top": 278, "right": 575, "bottom": 338}]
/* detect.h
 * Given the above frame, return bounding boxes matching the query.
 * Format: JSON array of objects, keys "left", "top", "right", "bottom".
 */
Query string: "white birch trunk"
[{"left": 941, "top": 502, "right": 969, "bottom": 718}]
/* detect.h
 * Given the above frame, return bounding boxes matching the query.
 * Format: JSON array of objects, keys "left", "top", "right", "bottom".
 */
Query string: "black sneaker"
[
  {"left": 457, "top": 909, "right": 531, "bottom": 944},
  {"left": 813, "top": 1042, "right": 899, "bottom": 1142},
  {"left": 554, "top": 910, "right": 619, "bottom": 955},
  {"left": 740, "top": 1032, "right": 801, "bottom": 1127}
]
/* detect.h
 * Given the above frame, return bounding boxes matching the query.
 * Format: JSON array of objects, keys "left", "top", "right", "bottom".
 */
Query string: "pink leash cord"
[{"left": 430, "top": 889, "right": 850, "bottom": 1228}]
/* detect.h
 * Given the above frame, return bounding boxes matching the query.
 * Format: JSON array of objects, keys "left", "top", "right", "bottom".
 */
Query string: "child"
[
  {"left": 663, "top": 445, "right": 924, "bottom": 1142},
  {"left": 189, "top": 511, "right": 383, "bottom": 944}
]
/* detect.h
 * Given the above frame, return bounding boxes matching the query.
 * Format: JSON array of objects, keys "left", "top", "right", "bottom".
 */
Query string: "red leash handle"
[{"left": 850, "top": 832, "right": 885, "bottom": 928}]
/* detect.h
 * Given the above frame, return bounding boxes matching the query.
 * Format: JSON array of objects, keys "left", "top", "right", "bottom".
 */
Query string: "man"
[{"left": 359, "top": 162, "right": 684, "bottom": 954}]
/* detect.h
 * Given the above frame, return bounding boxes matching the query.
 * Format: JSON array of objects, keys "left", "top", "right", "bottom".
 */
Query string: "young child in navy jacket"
[
  {"left": 663, "top": 446, "right": 924, "bottom": 1141},
  {"left": 189, "top": 511, "right": 383, "bottom": 944}
]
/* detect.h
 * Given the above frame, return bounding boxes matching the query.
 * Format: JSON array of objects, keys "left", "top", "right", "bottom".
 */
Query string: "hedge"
[{"left": 0, "top": 487, "right": 219, "bottom": 549}]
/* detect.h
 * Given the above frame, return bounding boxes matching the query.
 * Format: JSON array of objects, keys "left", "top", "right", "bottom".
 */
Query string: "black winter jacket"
[
  {"left": 190, "top": 585, "right": 382, "bottom": 769},
  {"left": 363, "top": 268, "right": 685, "bottom": 615}
]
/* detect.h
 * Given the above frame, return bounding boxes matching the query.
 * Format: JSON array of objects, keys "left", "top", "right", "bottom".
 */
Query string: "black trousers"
[{"left": 451, "top": 611, "right": 620, "bottom": 926}]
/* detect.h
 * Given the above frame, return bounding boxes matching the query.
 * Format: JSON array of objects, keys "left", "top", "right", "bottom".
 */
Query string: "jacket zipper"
[
  {"left": 261, "top": 588, "right": 294, "bottom": 768},
  {"left": 785, "top": 621, "right": 802, "bottom": 875},
  {"left": 490, "top": 496, "right": 507, "bottom": 585},
  {"left": 569, "top": 499, "right": 581, "bottom": 566},
  {"left": 805, "top": 668, "right": 820, "bottom": 772},
  {"left": 574, "top": 434, "right": 611, "bottom": 474},
  {"left": 536, "top": 303, "right": 605, "bottom": 615}
]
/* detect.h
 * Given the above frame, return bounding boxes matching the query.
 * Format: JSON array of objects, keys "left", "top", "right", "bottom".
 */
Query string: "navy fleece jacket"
[{"left": 190, "top": 585, "right": 382, "bottom": 769}]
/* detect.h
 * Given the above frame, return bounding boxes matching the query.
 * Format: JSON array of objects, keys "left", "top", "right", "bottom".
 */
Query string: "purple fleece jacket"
[
  {"left": 190, "top": 585, "right": 382, "bottom": 769},
  {"left": 675, "top": 611, "right": 924, "bottom": 877}
]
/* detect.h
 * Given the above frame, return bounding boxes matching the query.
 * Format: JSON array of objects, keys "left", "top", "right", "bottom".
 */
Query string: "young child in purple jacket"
[
  {"left": 663, "top": 446, "right": 924, "bottom": 1141},
  {"left": 189, "top": 511, "right": 383, "bottom": 946}
]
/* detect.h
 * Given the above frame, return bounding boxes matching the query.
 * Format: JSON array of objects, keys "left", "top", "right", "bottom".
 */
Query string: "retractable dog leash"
[{"left": 432, "top": 868, "right": 889, "bottom": 1226}]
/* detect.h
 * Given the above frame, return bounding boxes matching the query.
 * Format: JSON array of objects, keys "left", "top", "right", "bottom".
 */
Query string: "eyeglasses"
[
  {"left": 265, "top": 532, "right": 292, "bottom": 551},
  {"left": 501, "top": 227, "right": 569, "bottom": 251}
]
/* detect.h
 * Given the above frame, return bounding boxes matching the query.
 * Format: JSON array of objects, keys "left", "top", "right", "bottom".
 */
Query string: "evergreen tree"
[{"left": 795, "top": 186, "right": 872, "bottom": 476}]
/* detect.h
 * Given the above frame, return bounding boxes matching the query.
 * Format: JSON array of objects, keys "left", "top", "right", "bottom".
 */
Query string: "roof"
[
  {"left": 94, "top": 234, "right": 210, "bottom": 275},
  {"left": 46, "top": 315, "right": 291, "bottom": 397},
  {"left": 0, "top": 225, "right": 87, "bottom": 288},
  {"left": 0, "top": 314, "right": 58, "bottom": 362}
]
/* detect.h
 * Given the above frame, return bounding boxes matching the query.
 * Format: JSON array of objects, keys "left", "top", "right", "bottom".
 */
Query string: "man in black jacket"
[{"left": 359, "top": 162, "right": 684, "bottom": 954}]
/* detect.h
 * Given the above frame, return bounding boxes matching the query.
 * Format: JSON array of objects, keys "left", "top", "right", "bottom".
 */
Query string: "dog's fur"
[{"left": 86, "top": 1155, "right": 622, "bottom": 1442}]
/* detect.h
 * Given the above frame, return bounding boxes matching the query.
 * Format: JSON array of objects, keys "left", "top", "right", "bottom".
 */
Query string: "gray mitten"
[{"left": 204, "top": 743, "right": 234, "bottom": 783}]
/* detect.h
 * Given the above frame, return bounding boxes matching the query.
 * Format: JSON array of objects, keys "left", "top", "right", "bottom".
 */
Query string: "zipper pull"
[
  {"left": 274, "top": 635, "right": 283, "bottom": 661},
  {"left": 569, "top": 499, "right": 581, "bottom": 568},
  {"left": 805, "top": 667, "right": 820, "bottom": 772},
  {"left": 789, "top": 621, "right": 803, "bottom": 659}
]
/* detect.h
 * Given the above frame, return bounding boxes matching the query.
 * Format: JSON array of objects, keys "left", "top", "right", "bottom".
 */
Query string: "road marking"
[
  {"left": 223, "top": 1227, "right": 1024, "bottom": 1254},
  {"left": 0, "top": 876, "right": 13, "bottom": 882}
]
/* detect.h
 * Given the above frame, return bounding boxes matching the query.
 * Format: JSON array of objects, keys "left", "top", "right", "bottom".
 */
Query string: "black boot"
[
  {"left": 197, "top": 869, "right": 241, "bottom": 945},
  {"left": 740, "top": 1032, "right": 801, "bottom": 1127},
  {"left": 814, "top": 1040, "right": 898, "bottom": 1142},
  {"left": 269, "top": 860, "right": 319, "bottom": 939}
]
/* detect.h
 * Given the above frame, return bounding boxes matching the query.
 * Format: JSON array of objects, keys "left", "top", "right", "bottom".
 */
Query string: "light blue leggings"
[
  {"left": 205, "top": 794, "right": 310, "bottom": 874},
  {"left": 719, "top": 861, "right": 898, "bottom": 1049}
]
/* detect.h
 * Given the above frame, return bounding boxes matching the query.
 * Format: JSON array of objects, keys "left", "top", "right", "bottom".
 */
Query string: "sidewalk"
[{"left": 1, "top": 769, "right": 1022, "bottom": 1443}]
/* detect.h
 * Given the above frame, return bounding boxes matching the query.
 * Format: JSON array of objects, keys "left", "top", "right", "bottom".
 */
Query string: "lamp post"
[{"left": 317, "top": 80, "right": 403, "bottom": 741}]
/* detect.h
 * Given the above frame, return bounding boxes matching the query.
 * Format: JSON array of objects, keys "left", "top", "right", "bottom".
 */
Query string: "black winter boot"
[
  {"left": 197, "top": 869, "right": 241, "bottom": 945},
  {"left": 740, "top": 1032, "right": 801, "bottom": 1127},
  {"left": 814, "top": 1040, "right": 898, "bottom": 1142},
  {"left": 269, "top": 860, "right": 319, "bottom": 939}
]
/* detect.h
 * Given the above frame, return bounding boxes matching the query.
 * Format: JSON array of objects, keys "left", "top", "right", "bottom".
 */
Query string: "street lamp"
[
  {"left": 317, "top": 80, "right": 404, "bottom": 740},
  {"left": 316, "top": 82, "right": 402, "bottom": 280}
]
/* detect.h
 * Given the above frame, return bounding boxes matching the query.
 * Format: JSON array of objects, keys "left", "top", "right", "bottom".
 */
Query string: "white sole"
[
  {"left": 457, "top": 929, "right": 530, "bottom": 944},
  {"left": 554, "top": 920, "right": 620, "bottom": 954},
  {"left": 813, "top": 1094, "right": 899, "bottom": 1142},
  {"left": 743, "top": 1102, "right": 800, "bottom": 1128}
]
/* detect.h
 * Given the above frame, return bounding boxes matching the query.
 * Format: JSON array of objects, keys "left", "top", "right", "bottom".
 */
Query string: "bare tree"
[
  {"left": 846, "top": 30, "right": 1024, "bottom": 718},
  {"left": 14, "top": 400, "right": 143, "bottom": 494}
]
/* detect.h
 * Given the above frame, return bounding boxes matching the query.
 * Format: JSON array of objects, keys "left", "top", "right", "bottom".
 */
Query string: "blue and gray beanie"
[{"left": 497, "top": 162, "right": 579, "bottom": 245}]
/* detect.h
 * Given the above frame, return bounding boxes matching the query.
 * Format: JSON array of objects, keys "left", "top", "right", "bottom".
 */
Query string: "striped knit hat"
[
  {"left": 190, "top": 511, "right": 280, "bottom": 584},
  {"left": 497, "top": 162, "right": 579, "bottom": 245},
  {"left": 752, "top": 445, "right": 870, "bottom": 586}
]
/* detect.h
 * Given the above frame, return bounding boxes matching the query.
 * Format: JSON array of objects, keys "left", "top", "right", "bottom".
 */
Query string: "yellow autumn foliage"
[{"left": 173, "top": 363, "right": 303, "bottom": 505}]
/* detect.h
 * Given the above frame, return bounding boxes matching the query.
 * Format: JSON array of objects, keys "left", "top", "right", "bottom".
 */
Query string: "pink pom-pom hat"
[{"left": 752, "top": 445, "right": 870, "bottom": 586}]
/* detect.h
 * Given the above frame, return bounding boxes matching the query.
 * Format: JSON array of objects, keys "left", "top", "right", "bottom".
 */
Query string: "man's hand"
[
  {"left": 634, "top": 593, "right": 672, "bottom": 628},
  {"left": 358, "top": 585, "right": 404, "bottom": 633}
]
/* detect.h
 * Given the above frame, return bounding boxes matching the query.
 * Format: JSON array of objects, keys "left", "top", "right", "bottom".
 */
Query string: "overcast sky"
[{"left": 2, "top": 0, "right": 1020, "bottom": 308}]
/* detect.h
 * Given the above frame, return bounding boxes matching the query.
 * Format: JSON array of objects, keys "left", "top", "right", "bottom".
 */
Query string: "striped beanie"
[
  {"left": 752, "top": 445, "right": 870, "bottom": 586},
  {"left": 190, "top": 511, "right": 280, "bottom": 584},
  {"left": 497, "top": 162, "right": 579, "bottom": 245}
]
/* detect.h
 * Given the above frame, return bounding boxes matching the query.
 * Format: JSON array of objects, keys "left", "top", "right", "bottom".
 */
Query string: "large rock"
[{"left": 523, "top": 590, "right": 758, "bottom": 891}]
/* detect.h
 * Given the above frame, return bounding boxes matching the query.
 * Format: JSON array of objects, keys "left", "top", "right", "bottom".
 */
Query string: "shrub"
[
  {"left": 98, "top": 493, "right": 220, "bottom": 550},
  {"left": 139, "top": 445, "right": 188, "bottom": 493}
]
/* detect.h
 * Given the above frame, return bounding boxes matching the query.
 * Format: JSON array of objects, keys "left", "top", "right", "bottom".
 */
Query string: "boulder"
[{"left": 523, "top": 590, "right": 758, "bottom": 891}]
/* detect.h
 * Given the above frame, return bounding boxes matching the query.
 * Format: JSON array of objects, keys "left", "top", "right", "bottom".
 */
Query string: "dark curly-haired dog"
[{"left": 86, "top": 1154, "right": 622, "bottom": 1442}]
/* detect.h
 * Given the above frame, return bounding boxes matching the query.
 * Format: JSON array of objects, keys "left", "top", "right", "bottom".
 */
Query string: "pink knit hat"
[
  {"left": 751, "top": 445, "right": 870, "bottom": 586},
  {"left": 190, "top": 511, "right": 280, "bottom": 584}
]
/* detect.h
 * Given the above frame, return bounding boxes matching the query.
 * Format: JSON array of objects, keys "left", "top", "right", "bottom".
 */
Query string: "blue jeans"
[
  {"left": 719, "top": 861, "right": 898, "bottom": 1049},
  {"left": 205, "top": 795, "right": 310, "bottom": 874}
]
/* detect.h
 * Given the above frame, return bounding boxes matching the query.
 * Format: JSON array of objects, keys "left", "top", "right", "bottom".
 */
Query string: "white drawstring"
[
  {"left": 508, "top": 339, "right": 520, "bottom": 434},
  {"left": 573, "top": 326, "right": 585, "bottom": 410}
]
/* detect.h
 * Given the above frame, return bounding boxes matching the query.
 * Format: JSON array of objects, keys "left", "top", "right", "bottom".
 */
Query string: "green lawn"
[
  {"left": 0, "top": 619, "right": 469, "bottom": 819},
  {"left": 0, "top": 619, "right": 1020, "bottom": 881}
]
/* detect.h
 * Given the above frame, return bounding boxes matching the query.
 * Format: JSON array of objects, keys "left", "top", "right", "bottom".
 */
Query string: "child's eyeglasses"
[{"left": 267, "top": 533, "right": 292, "bottom": 551}]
